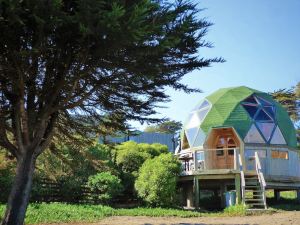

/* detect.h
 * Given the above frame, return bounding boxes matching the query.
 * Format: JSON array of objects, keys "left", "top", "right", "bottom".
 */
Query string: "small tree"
[
  {"left": 135, "top": 153, "right": 181, "bottom": 207},
  {"left": 144, "top": 119, "right": 183, "bottom": 134},
  {"left": 87, "top": 172, "right": 123, "bottom": 203}
]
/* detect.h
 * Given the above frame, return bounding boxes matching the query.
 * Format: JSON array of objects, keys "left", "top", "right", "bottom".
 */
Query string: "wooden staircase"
[
  {"left": 239, "top": 153, "right": 267, "bottom": 210},
  {"left": 244, "top": 174, "right": 266, "bottom": 209}
]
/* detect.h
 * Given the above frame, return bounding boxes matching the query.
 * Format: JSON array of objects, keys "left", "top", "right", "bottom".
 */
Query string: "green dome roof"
[{"left": 182, "top": 86, "right": 297, "bottom": 149}]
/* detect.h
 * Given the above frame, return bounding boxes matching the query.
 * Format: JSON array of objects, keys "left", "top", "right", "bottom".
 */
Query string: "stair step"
[
  {"left": 245, "top": 184, "right": 260, "bottom": 188},
  {"left": 245, "top": 182, "right": 259, "bottom": 185},
  {"left": 245, "top": 199, "right": 264, "bottom": 202}
]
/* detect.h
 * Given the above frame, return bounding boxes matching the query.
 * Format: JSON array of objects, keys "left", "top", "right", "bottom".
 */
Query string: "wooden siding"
[{"left": 244, "top": 146, "right": 300, "bottom": 181}]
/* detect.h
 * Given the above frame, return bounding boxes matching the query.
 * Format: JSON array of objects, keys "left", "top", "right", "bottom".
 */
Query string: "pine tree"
[{"left": 0, "top": 1, "right": 222, "bottom": 224}]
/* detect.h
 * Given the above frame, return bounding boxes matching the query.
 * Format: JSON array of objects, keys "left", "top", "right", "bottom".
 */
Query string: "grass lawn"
[
  {"left": 0, "top": 191, "right": 299, "bottom": 224},
  {"left": 0, "top": 203, "right": 247, "bottom": 224}
]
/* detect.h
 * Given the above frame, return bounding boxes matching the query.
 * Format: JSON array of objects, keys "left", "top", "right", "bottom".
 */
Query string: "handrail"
[
  {"left": 179, "top": 148, "right": 241, "bottom": 175},
  {"left": 239, "top": 154, "right": 245, "bottom": 205},
  {"left": 255, "top": 152, "right": 267, "bottom": 209}
]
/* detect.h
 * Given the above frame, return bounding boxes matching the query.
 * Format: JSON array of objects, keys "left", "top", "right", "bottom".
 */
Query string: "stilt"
[
  {"left": 194, "top": 176, "right": 199, "bottom": 209},
  {"left": 186, "top": 182, "right": 194, "bottom": 208},
  {"left": 235, "top": 174, "right": 241, "bottom": 204},
  {"left": 274, "top": 190, "right": 280, "bottom": 201},
  {"left": 297, "top": 190, "right": 300, "bottom": 204},
  {"left": 220, "top": 183, "right": 227, "bottom": 208}
]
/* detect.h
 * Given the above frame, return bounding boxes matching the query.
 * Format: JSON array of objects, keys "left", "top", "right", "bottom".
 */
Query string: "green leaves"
[
  {"left": 135, "top": 153, "right": 181, "bottom": 207},
  {"left": 86, "top": 171, "right": 123, "bottom": 202}
]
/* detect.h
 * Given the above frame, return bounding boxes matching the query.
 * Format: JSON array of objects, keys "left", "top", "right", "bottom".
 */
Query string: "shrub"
[
  {"left": 135, "top": 153, "right": 181, "bottom": 207},
  {"left": 87, "top": 172, "right": 123, "bottom": 202},
  {"left": 115, "top": 141, "right": 169, "bottom": 173},
  {"left": 0, "top": 168, "right": 13, "bottom": 203}
]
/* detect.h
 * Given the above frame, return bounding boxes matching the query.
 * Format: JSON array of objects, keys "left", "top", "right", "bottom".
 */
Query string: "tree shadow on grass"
[{"left": 267, "top": 197, "right": 300, "bottom": 211}]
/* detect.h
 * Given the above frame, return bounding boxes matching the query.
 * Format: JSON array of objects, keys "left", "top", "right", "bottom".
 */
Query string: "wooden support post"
[
  {"left": 220, "top": 183, "right": 227, "bottom": 208},
  {"left": 194, "top": 176, "right": 199, "bottom": 209},
  {"left": 274, "top": 190, "right": 280, "bottom": 201},
  {"left": 235, "top": 174, "right": 241, "bottom": 204},
  {"left": 186, "top": 182, "right": 194, "bottom": 208},
  {"left": 297, "top": 190, "right": 300, "bottom": 204}
]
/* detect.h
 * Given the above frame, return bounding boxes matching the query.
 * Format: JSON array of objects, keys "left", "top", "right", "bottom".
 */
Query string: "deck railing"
[
  {"left": 239, "top": 154, "right": 246, "bottom": 205},
  {"left": 180, "top": 148, "right": 239, "bottom": 175},
  {"left": 255, "top": 152, "right": 267, "bottom": 208}
]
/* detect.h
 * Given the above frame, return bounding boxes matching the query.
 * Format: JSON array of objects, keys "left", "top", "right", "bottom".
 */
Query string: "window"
[
  {"left": 243, "top": 104, "right": 259, "bottom": 118},
  {"left": 256, "top": 122, "right": 275, "bottom": 141},
  {"left": 227, "top": 138, "right": 237, "bottom": 148},
  {"left": 271, "top": 150, "right": 289, "bottom": 159},
  {"left": 244, "top": 124, "right": 265, "bottom": 143},
  {"left": 243, "top": 96, "right": 258, "bottom": 104},
  {"left": 193, "top": 99, "right": 210, "bottom": 111},
  {"left": 256, "top": 110, "right": 273, "bottom": 121},
  {"left": 270, "top": 126, "right": 286, "bottom": 145},
  {"left": 228, "top": 149, "right": 235, "bottom": 155},
  {"left": 257, "top": 96, "right": 272, "bottom": 106},
  {"left": 216, "top": 149, "right": 224, "bottom": 156},
  {"left": 185, "top": 127, "right": 198, "bottom": 146},
  {"left": 182, "top": 133, "right": 190, "bottom": 149},
  {"left": 264, "top": 106, "right": 275, "bottom": 119},
  {"left": 186, "top": 112, "right": 201, "bottom": 129}
]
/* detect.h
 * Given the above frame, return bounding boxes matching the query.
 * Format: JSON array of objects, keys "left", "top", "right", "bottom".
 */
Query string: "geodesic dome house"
[{"left": 177, "top": 86, "right": 299, "bottom": 209}]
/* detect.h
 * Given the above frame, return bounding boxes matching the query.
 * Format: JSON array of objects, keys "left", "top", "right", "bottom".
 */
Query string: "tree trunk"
[{"left": 1, "top": 153, "right": 36, "bottom": 225}]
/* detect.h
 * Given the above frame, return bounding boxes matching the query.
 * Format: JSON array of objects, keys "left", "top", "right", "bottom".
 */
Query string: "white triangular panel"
[
  {"left": 244, "top": 124, "right": 265, "bottom": 144},
  {"left": 270, "top": 126, "right": 286, "bottom": 145},
  {"left": 186, "top": 112, "right": 201, "bottom": 129},
  {"left": 193, "top": 99, "right": 210, "bottom": 111},
  {"left": 185, "top": 127, "right": 199, "bottom": 146},
  {"left": 256, "top": 122, "right": 275, "bottom": 141},
  {"left": 197, "top": 108, "right": 210, "bottom": 122},
  {"left": 192, "top": 128, "right": 206, "bottom": 147}
]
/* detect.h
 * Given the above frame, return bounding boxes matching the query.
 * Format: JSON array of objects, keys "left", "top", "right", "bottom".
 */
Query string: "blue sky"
[{"left": 133, "top": 0, "right": 300, "bottom": 130}]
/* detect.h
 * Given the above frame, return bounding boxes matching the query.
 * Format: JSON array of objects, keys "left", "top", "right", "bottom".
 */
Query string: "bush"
[
  {"left": 87, "top": 172, "right": 123, "bottom": 203},
  {"left": 0, "top": 168, "right": 13, "bottom": 202},
  {"left": 135, "top": 153, "right": 181, "bottom": 207},
  {"left": 115, "top": 141, "right": 169, "bottom": 173}
]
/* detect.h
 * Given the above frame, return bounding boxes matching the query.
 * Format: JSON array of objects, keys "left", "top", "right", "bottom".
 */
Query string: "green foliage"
[
  {"left": 135, "top": 153, "right": 181, "bottom": 207},
  {"left": 115, "top": 141, "right": 168, "bottom": 173},
  {"left": 223, "top": 204, "right": 247, "bottom": 216},
  {"left": 0, "top": 203, "right": 115, "bottom": 224},
  {"left": 36, "top": 143, "right": 116, "bottom": 181},
  {"left": 144, "top": 119, "right": 182, "bottom": 134},
  {"left": 115, "top": 141, "right": 151, "bottom": 173},
  {"left": 87, "top": 172, "right": 123, "bottom": 202},
  {"left": 271, "top": 86, "right": 299, "bottom": 122},
  {"left": 0, "top": 203, "right": 256, "bottom": 224},
  {"left": 271, "top": 82, "right": 300, "bottom": 145},
  {"left": 0, "top": 168, "right": 13, "bottom": 203}
]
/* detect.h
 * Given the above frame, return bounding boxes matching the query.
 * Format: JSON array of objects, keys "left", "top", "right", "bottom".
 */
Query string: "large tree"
[
  {"left": 271, "top": 82, "right": 300, "bottom": 145},
  {"left": 0, "top": 0, "right": 222, "bottom": 224}
]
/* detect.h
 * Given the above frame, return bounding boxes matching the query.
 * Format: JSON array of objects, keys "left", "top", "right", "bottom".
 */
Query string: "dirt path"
[{"left": 39, "top": 211, "right": 300, "bottom": 225}]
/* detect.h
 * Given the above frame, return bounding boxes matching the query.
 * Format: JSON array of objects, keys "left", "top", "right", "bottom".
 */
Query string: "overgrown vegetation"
[
  {"left": 0, "top": 203, "right": 248, "bottom": 224},
  {"left": 0, "top": 141, "right": 174, "bottom": 206},
  {"left": 135, "top": 153, "right": 181, "bottom": 207},
  {"left": 87, "top": 172, "right": 123, "bottom": 203}
]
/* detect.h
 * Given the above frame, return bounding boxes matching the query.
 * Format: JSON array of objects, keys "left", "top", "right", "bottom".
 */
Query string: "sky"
[{"left": 132, "top": 0, "right": 300, "bottom": 130}]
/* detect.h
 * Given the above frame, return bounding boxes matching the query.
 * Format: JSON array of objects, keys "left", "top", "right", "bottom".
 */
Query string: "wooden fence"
[{"left": 30, "top": 178, "right": 103, "bottom": 204}]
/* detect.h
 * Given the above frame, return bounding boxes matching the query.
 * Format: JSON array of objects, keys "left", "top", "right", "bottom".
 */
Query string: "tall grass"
[
  {"left": 0, "top": 191, "right": 298, "bottom": 224},
  {"left": 0, "top": 203, "right": 248, "bottom": 224}
]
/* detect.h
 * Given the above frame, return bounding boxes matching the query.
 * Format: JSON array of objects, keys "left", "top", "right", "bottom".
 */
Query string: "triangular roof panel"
[
  {"left": 270, "top": 126, "right": 286, "bottom": 145},
  {"left": 244, "top": 124, "right": 265, "bottom": 143},
  {"left": 256, "top": 122, "right": 275, "bottom": 141}
]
